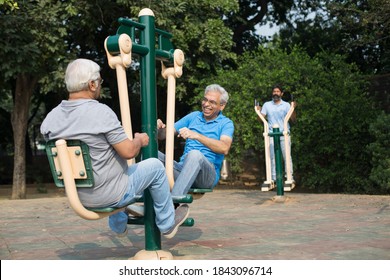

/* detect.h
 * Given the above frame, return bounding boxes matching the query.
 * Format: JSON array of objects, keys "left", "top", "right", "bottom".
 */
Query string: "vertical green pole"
[
  {"left": 139, "top": 11, "right": 161, "bottom": 251},
  {"left": 272, "top": 126, "right": 284, "bottom": 196}
]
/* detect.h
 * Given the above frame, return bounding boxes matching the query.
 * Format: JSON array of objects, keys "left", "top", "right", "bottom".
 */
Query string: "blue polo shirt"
[{"left": 174, "top": 111, "right": 234, "bottom": 186}]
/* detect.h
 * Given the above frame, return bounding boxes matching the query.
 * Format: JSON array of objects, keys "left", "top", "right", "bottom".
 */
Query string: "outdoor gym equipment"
[
  {"left": 105, "top": 8, "right": 192, "bottom": 260},
  {"left": 46, "top": 8, "right": 193, "bottom": 260},
  {"left": 254, "top": 98, "right": 295, "bottom": 191}
]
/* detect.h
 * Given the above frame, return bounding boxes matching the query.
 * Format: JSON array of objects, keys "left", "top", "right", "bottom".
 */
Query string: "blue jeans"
[
  {"left": 158, "top": 150, "right": 216, "bottom": 196},
  {"left": 108, "top": 158, "right": 174, "bottom": 234},
  {"left": 269, "top": 136, "right": 293, "bottom": 181}
]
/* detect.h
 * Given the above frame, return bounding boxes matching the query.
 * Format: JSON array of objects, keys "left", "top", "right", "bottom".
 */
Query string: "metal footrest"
[
  {"left": 172, "top": 194, "right": 193, "bottom": 204},
  {"left": 127, "top": 217, "right": 194, "bottom": 227},
  {"left": 86, "top": 206, "right": 121, "bottom": 212},
  {"left": 189, "top": 188, "right": 213, "bottom": 194},
  {"left": 284, "top": 181, "right": 296, "bottom": 191},
  {"left": 134, "top": 194, "right": 193, "bottom": 204},
  {"left": 261, "top": 181, "right": 275, "bottom": 191}
]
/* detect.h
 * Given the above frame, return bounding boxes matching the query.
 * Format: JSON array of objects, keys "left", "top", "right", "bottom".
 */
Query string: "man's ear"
[{"left": 89, "top": 80, "right": 98, "bottom": 91}]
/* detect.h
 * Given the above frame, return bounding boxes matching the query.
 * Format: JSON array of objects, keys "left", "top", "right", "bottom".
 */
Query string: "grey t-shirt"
[{"left": 41, "top": 99, "right": 129, "bottom": 207}]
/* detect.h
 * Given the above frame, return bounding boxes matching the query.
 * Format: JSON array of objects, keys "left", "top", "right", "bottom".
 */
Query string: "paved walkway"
[{"left": 0, "top": 188, "right": 389, "bottom": 260}]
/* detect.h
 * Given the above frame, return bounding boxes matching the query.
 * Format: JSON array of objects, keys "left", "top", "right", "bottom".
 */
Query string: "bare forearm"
[
  {"left": 196, "top": 134, "right": 231, "bottom": 155},
  {"left": 178, "top": 127, "right": 232, "bottom": 155},
  {"left": 113, "top": 133, "right": 149, "bottom": 159},
  {"left": 129, "top": 137, "right": 143, "bottom": 158}
]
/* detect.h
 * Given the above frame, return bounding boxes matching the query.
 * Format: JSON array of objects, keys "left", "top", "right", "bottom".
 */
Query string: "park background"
[{"left": 0, "top": 0, "right": 389, "bottom": 199}]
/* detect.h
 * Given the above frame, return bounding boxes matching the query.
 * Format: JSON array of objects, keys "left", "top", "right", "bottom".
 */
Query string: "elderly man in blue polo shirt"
[{"left": 158, "top": 84, "right": 234, "bottom": 196}]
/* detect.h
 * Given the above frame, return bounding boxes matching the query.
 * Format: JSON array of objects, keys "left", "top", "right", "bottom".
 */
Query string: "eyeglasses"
[
  {"left": 96, "top": 78, "right": 104, "bottom": 86},
  {"left": 202, "top": 97, "right": 220, "bottom": 106}
]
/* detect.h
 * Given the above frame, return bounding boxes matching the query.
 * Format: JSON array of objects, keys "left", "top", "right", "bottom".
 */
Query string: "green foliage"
[
  {"left": 0, "top": 1, "right": 70, "bottom": 78},
  {"left": 0, "top": 0, "right": 83, "bottom": 114},
  {"left": 0, "top": 0, "right": 19, "bottom": 12},
  {"left": 367, "top": 112, "right": 390, "bottom": 193},
  {"left": 124, "top": 0, "right": 238, "bottom": 94},
  {"left": 327, "top": 0, "right": 390, "bottom": 74},
  {"left": 277, "top": 0, "right": 390, "bottom": 75},
  {"left": 294, "top": 53, "right": 375, "bottom": 193},
  {"left": 205, "top": 44, "right": 378, "bottom": 193},
  {"left": 115, "top": 0, "right": 239, "bottom": 121}
]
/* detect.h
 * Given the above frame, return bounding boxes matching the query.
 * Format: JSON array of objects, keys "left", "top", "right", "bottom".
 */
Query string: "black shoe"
[{"left": 125, "top": 205, "right": 144, "bottom": 217}]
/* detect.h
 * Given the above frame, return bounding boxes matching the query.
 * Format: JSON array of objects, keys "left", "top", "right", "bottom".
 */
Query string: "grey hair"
[
  {"left": 204, "top": 84, "right": 229, "bottom": 104},
  {"left": 65, "top": 59, "right": 101, "bottom": 93}
]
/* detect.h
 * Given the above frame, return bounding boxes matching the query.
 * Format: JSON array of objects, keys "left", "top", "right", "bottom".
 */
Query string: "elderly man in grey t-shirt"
[{"left": 41, "top": 58, "right": 189, "bottom": 239}]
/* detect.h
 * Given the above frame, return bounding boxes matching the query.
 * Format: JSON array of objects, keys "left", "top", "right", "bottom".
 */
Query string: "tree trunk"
[{"left": 10, "top": 74, "right": 37, "bottom": 199}]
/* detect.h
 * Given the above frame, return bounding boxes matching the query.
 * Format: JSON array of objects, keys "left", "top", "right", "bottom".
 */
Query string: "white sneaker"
[{"left": 125, "top": 205, "right": 144, "bottom": 217}]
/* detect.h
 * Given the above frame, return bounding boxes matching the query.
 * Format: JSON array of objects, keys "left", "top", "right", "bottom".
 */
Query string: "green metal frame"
[
  {"left": 105, "top": 10, "right": 210, "bottom": 253},
  {"left": 269, "top": 126, "right": 284, "bottom": 196},
  {"left": 106, "top": 12, "right": 178, "bottom": 252}
]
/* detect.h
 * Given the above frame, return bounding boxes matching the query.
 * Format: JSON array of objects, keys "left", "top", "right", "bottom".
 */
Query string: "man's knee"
[
  {"left": 144, "top": 157, "right": 165, "bottom": 170},
  {"left": 186, "top": 150, "right": 204, "bottom": 162}
]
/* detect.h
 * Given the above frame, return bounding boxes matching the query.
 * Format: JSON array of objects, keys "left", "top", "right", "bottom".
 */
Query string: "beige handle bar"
[
  {"left": 161, "top": 49, "right": 185, "bottom": 190},
  {"left": 283, "top": 104, "right": 295, "bottom": 183},
  {"left": 104, "top": 34, "right": 135, "bottom": 165},
  {"left": 254, "top": 105, "right": 272, "bottom": 184}
]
